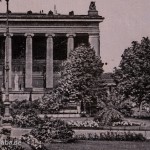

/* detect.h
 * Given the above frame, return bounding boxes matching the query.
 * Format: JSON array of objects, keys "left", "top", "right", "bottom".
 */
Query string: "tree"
[
  {"left": 57, "top": 44, "right": 106, "bottom": 114},
  {"left": 94, "top": 106, "right": 124, "bottom": 126},
  {"left": 107, "top": 87, "right": 133, "bottom": 117},
  {"left": 113, "top": 37, "right": 150, "bottom": 114},
  {"left": 94, "top": 87, "right": 125, "bottom": 125}
]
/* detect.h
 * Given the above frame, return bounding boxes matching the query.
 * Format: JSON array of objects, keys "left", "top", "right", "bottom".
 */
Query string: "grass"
[{"left": 45, "top": 141, "right": 150, "bottom": 150}]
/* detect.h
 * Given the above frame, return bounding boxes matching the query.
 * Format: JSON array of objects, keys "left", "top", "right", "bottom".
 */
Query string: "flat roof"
[{"left": 0, "top": 13, "right": 104, "bottom": 20}]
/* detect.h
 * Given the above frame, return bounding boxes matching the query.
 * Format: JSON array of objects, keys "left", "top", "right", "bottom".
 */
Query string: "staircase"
[{"left": 41, "top": 101, "right": 81, "bottom": 118}]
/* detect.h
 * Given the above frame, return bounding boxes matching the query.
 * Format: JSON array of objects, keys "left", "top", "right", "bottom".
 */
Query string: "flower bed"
[
  {"left": 21, "top": 134, "right": 47, "bottom": 150},
  {"left": 30, "top": 116, "right": 74, "bottom": 143},
  {"left": 10, "top": 97, "right": 59, "bottom": 117},
  {"left": 67, "top": 120, "right": 99, "bottom": 128},
  {"left": 74, "top": 131, "right": 146, "bottom": 141},
  {"left": 67, "top": 120, "right": 142, "bottom": 129},
  {"left": 13, "top": 113, "right": 42, "bottom": 128},
  {"left": 0, "top": 135, "right": 25, "bottom": 150},
  {"left": 112, "top": 121, "right": 142, "bottom": 126}
]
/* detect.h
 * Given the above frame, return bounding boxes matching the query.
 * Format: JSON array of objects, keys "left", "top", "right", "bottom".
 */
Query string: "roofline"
[
  {"left": 0, "top": 19, "right": 104, "bottom": 23},
  {"left": 0, "top": 13, "right": 104, "bottom": 21}
]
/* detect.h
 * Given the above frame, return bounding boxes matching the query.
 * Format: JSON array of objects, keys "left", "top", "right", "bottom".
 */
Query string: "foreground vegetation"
[
  {"left": 45, "top": 141, "right": 150, "bottom": 150},
  {"left": 0, "top": 140, "right": 149, "bottom": 150},
  {"left": 1, "top": 39, "right": 150, "bottom": 149}
]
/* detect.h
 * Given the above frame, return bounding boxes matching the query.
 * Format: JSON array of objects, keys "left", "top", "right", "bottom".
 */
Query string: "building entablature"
[{"left": 0, "top": 15, "right": 104, "bottom": 28}]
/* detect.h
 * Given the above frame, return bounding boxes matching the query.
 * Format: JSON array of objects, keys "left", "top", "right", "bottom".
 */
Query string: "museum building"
[{"left": 0, "top": 2, "right": 104, "bottom": 100}]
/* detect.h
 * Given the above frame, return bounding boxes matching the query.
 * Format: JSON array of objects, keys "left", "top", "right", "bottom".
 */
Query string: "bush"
[
  {"left": 0, "top": 137, "right": 25, "bottom": 150},
  {"left": 13, "top": 112, "right": 43, "bottom": 128},
  {"left": 94, "top": 107, "right": 124, "bottom": 126},
  {"left": 1, "top": 145, "right": 25, "bottom": 150},
  {"left": 30, "top": 116, "right": 74, "bottom": 143},
  {"left": 10, "top": 96, "right": 59, "bottom": 117},
  {"left": 37, "top": 95, "right": 59, "bottom": 114},
  {"left": 21, "top": 134, "right": 47, "bottom": 150},
  {"left": 132, "top": 110, "right": 150, "bottom": 119},
  {"left": 1, "top": 128, "right": 11, "bottom": 136}
]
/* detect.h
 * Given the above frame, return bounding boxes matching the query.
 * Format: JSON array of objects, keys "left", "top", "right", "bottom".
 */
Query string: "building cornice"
[{"left": 0, "top": 13, "right": 104, "bottom": 22}]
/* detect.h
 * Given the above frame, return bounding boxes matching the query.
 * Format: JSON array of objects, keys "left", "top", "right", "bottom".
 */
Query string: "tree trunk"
[{"left": 139, "top": 101, "right": 144, "bottom": 117}]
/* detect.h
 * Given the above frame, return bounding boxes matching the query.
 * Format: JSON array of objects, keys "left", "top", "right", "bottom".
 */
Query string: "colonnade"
[{"left": 3, "top": 33, "right": 100, "bottom": 90}]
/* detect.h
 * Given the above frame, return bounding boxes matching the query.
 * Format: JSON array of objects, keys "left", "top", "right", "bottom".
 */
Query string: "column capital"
[
  {"left": 66, "top": 33, "right": 76, "bottom": 38},
  {"left": 24, "top": 33, "right": 34, "bottom": 37},
  {"left": 4, "top": 33, "right": 13, "bottom": 37},
  {"left": 45, "top": 33, "right": 55, "bottom": 38},
  {"left": 88, "top": 33, "right": 99, "bottom": 37}
]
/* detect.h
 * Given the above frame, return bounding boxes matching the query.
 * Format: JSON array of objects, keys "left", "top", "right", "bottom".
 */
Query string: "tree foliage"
[
  {"left": 113, "top": 37, "right": 150, "bottom": 107},
  {"left": 56, "top": 44, "right": 106, "bottom": 112},
  {"left": 94, "top": 89, "right": 125, "bottom": 125},
  {"left": 107, "top": 88, "right": 133, "bottom": 117}
]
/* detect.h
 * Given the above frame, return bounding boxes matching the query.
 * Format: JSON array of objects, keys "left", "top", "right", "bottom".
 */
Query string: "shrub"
[
  {"left": 10, "top": 96, "right": 59, "bottom": 117},
  {"left": 21, "top": 134, "right": 47, "bottom": 150},
  {"left": 1, "top": 128, "right": 11, "bottom": 136},
  {"left": 0, "top": 137, "right": 25, "bottom": 150},
  {"left": 10, "top": 99, "right": 39, "bottom": 117},
  {"left": 94, "top": 107, "right": 124, "bottom": 126},
  {"left": 13, "top": 112, "right": 43, "bottom": 128},
  {"left": 30, "top": 116, "right": 74, "bottom": 143},
  {"left": 37, "top": 95, "right": 59, "bottom": 114},
  {"left": 1, "top": 145, "right": 25, "bottom": 150}
]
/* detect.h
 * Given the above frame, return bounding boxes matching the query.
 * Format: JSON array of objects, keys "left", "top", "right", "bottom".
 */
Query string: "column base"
[
  {"left": 45, "top": 88, "right": 53, "bottom": 92},
  {"left": 8, "top": 88, "right": 12, "bottom": 91},
  {"left": 24, "top": 88, "right": 32, "bottom": 92}
]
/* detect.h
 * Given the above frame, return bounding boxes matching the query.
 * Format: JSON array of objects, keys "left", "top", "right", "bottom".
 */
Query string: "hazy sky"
[{"left": 0, "top": 0, "right": 150, "bottom": 72}]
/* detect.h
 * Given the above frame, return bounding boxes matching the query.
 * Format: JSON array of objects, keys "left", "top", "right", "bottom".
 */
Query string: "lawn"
[{"left": 45, "top": 141, "right": 150, "bottom": 150}]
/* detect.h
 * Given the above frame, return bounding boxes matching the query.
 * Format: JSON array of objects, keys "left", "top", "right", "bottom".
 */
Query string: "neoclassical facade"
[{"left": 0, "top": 2, "right": 104, "bottom": 100}]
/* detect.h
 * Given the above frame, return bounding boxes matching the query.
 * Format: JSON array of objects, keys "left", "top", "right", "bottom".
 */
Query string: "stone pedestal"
[
  {"left": 2, "top": 101, "right": 13, "bottom": 127},
  {"left": 88, "top": 10, "right": 98, "bottom": 16}
]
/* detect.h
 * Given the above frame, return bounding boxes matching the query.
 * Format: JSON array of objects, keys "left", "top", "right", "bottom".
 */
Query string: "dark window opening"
[
  {"left": 12, "top": 36, "right": 25, "bottom": 59},
  {"left": 53, "top": 36, "right": 67, "bottom": 60},
  {"left": 0, "top": 37, "right": 5, "bottom": 59},
  {"left": 33, "top": 36, "right": 46, "bottom": 60},
  {"left": 74, "top": 35, "right": 89, "bottom": 48}
]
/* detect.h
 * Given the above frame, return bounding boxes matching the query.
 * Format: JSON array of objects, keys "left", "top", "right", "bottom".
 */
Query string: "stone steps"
[
  {"left": 59, "top": 109, "right": 78, "bottom": 113},
  {"left": 39, "top": 114, "right": 80, "bottom": 118}
]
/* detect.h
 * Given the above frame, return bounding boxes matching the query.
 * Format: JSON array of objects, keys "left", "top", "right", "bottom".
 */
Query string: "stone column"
[
  {"left": 4, "top": 33, "right": 13, "bottom": 90},
  {"left": 67, "top": 34, "right": 76, "bottom": 58},
  {"left": 45, "top": 34, "right": 55, "bottom": 89},
  {"left": 25, "top": 33, "right": 34, "bottom": 91},
  {"left": 89, "top": 33, "right": 100, "bottom": 56}
]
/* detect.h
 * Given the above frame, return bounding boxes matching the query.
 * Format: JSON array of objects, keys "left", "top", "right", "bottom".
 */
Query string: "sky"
[{"left": 0, "top": 0, "right": 150, "bottom": 72}]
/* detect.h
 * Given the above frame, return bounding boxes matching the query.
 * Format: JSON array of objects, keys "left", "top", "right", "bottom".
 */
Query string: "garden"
[{"left": 1, "top": 39, "right": 150, "bottom": 149}]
